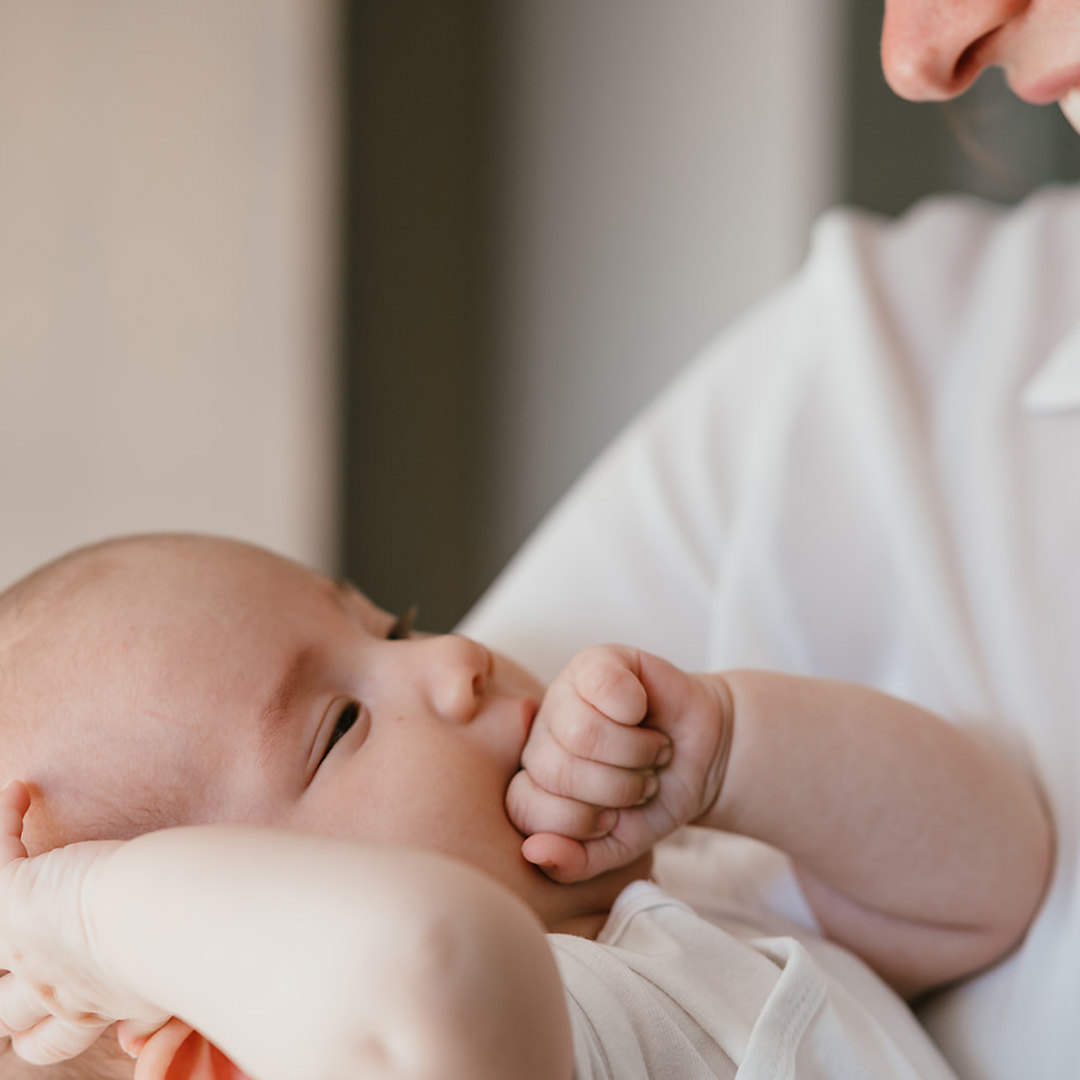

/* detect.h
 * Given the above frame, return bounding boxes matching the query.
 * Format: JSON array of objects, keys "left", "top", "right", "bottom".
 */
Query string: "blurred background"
[{"left": 2, "top": 1, "right": 1079, "bottom": 629}]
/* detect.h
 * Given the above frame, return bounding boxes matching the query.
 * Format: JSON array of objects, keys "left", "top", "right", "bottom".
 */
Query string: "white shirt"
[
  {"left": 462, "top": 185, "right": 1080, "bottom": 1080},
  {"left": 550, "top": 832, "right": 958, "bottom": 1080}
]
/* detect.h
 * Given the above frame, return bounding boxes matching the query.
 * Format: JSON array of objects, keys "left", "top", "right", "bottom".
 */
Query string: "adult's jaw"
[{"left": 1058, "top": 86, "right": 1080, "bottom": 133}]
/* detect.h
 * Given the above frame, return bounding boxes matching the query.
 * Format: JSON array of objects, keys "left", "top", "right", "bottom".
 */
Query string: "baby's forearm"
[
  {"left": 87, "top": 828, "right": 572, "bottom": 1080},
  {"left": 698, "top": 671, "right": 1053, "bottom": 994}
]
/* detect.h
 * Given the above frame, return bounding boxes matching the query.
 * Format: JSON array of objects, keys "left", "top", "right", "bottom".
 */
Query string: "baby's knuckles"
[
  {"left": 529, "top": 742, "right": 651, "bottom": 808},
  {"left": 568, "top": 646, "right": 648, "bottom": 725},
  {"left": 550, "top": 694, "right": 608, "bottom": 760}
]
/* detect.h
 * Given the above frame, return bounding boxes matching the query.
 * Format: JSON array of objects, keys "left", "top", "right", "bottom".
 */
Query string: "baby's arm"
[
  {"left": 511, "top": 651, "right": 1053, "bottom": 997},
  {"left": 0, "top": 784, "right": 571, "bottom": 1080},
  {"left": 702, "top": 671, "right": 1052, "bottom": 996}
]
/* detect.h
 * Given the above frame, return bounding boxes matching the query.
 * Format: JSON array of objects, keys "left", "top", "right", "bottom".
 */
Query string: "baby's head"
[
  {"left": 0, "top": 534, "right": 640, "bottom": 1078},
  {"left": 0, "top": 535, "right": 545, "bottom": 893}
]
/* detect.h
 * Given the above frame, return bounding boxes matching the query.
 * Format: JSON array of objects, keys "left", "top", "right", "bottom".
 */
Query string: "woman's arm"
[{"left": 0, "top": 788, "right": 572, "bottom": 1080}]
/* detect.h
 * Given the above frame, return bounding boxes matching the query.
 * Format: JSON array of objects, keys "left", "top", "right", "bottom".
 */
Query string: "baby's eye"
[
  {"left": 319, "top": 701, "right": 359, "bottom": 766},
  {"left": 386, "top": 606, "right": 418, "bottom": 640}
]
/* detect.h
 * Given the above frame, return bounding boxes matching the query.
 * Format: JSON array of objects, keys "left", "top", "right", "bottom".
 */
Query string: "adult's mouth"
[{"left": 1013, "top": 62, "right": 1080, "bottom": 106}]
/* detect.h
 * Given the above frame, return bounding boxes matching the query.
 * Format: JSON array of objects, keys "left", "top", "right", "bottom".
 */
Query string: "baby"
[{"left": 0, "top": 534, "right": 1053, "bottom": 1080}]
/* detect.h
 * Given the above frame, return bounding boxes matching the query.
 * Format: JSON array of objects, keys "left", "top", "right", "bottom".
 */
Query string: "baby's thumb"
[{"left": 521, "top": 833, "right": 590, "bottom": 883}]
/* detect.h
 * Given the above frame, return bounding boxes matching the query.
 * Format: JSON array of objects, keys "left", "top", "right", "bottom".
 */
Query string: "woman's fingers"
[
  {"left": 131, "top": 1017, "right": 195, "bottom": 1080},
  {"left": 9, "top": 1013, "right": 109, "bottom": 1066},
  {"left": 0, "top": 971, "right": 50, "bottom": 1036},
  {"left": 117, "top": 1016, "right": 173, "bottom": 1060},
  {"left": 131, "top": 1018, "right": 255, "bottom": 1080},
  {"left": 0, "top": 781, "right": 31, "bottom": 866}
]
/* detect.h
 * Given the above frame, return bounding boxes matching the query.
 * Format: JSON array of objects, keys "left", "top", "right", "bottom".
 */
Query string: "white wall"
[
  {"left": 0, "top": 3, "right": 848, "bottom": 597},
  {"left": 0, "top": 1, "right": 339, "bottom": 589},
  {"left": 483, "top": 0, "right": 844, "bottom": 567}
]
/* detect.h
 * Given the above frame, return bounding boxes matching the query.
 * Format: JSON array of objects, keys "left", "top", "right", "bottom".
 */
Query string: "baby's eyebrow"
[{"left": 259, "top": 645, "right": 319, "bottom": 756}]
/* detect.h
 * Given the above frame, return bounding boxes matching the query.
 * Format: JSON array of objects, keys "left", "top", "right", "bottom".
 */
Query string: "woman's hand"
[
  {"left": 506, "top": 646, "right": 733, "bottom": 883},
  {"left": 0, "top": 781, "right": 169, "bottom": 1066}
]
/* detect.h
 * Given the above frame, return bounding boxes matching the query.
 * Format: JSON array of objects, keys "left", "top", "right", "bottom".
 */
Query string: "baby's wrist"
[{"left": 688, "top": 673, "right": 736, "bottom": 827}]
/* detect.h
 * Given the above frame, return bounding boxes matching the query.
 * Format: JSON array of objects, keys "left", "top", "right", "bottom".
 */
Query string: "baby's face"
[{"left": 9, "top": 538, "right": 550, "bottom": 904}]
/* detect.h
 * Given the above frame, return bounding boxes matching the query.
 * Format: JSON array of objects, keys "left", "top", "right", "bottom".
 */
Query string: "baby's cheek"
[{"left": 518, "top": 719, "right": 543, "bottom": 765}]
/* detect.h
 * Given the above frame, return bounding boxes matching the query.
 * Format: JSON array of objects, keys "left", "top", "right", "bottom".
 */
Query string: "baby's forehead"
[
  {"left": 1, "top": 543, "right": 157, "bottom": 641},
  {"left": 1, "top": 537, "right": 371, "bottom": 747}
]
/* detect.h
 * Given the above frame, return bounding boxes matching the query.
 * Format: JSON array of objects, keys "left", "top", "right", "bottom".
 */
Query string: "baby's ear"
[{"left": 129, "top": 1020, "right": 251, "bottom": 1080}]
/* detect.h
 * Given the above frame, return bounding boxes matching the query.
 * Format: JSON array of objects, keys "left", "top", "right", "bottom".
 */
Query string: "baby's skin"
[
  {"left": 0, "top": 535, "right": 1055, "bottom": 1080},
  {"left": 506, "top": 645, "right": 731, "bottom": 882},
  {"left": 505, "top": 644, "right": 1054, "bottom": 1001}
]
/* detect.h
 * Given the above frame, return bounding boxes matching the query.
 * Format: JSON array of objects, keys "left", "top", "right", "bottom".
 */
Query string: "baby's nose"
[{"left": 425, "top": 634, "right": 491, "bottom": 726}]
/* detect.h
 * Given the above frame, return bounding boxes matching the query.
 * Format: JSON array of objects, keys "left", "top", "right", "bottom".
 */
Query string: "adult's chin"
[{"left": 1060, "top": 88, "right": 1080, "bottom": 134}]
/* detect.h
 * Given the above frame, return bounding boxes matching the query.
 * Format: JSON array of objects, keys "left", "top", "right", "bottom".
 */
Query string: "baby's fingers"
[
  {"left": 521, "top": 829, "right": 649, "bottom": 884},
  {"left": 566, "top": 646, "right": 650, "bottom": 727},
  {"left": 522, "top": 725, "right": 659, "bottom": 809},
  {"left": 506, "top": 770, "right": 617, "bottom": 841},
  {"left": 520, "top": 833, "right": 590, "bottom": 882},
  {"left": 543, "top": 685, "right": 671, "bottom": 770}
]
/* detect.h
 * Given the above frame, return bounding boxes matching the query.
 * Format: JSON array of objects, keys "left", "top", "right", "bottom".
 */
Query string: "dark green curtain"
[{"left": 337, "top": 2, "right": 497, "bottom": 631}]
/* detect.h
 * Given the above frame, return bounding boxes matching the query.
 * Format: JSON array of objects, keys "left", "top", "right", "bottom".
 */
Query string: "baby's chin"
[{"left": 525, "top": 850, "right": 655, "bottom": 938}]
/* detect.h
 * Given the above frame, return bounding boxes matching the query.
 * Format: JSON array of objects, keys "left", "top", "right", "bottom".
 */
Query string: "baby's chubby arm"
[
  {"left": 510, "top": 654, "right": 1053, "bottom": 997},
  {"left": 0, "top": 783, "right": 572, "bottom": 1080}
]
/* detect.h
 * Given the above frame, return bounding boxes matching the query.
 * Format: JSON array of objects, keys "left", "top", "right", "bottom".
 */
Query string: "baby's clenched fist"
[{"left": 506, "top": 646, "right": 732, "bottom": 883}]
